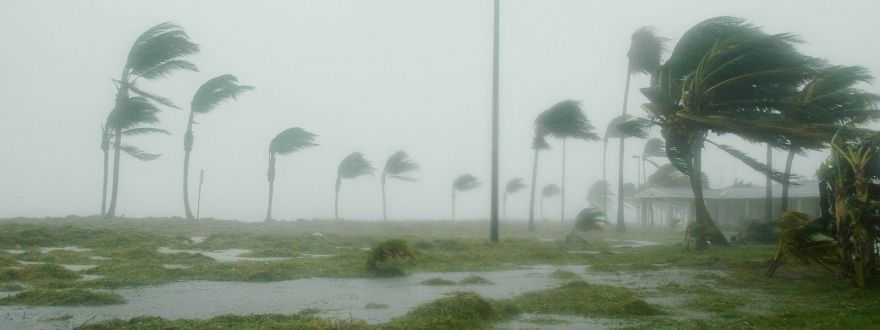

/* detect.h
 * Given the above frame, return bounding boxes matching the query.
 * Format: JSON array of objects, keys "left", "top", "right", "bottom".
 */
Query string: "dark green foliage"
[
  {"left": 453, "top": 174, "right": 481, "bottom": 192},
  {"left": 459, "top": 275, "right": 493, "bottom": 285},
  {"left": 365, "top": 239, "right": 416, "bottom": 275},
  {"left": 382, "top": 151, "right": 419, "bottom": 181},
  {"left": 269, "top": 128, "right": 319, "bottom": 157},
  {"left": 338, "top": 152, "right": 375, "bottom": 179},
  {"left": 573, "top": 208, "right": 607, "bottom": 232},
  {"left": 510, "top": 281, "right": 663, "bottom": 317},
  {"left": 535, "top": 100, "right": 600, "bottom": 141},
  {"left": 741, "top": 219, "right": 778, "bottom": 244},
  {"left": 627, "top": 26, "right": 666, "bottom": 74},
  {"left": 77, "top": 313, "right": 370, "bottom": 330},
  {"left": 190, "top": 75, "right": 253, "bottom": 114},
  {"left": 387, "top": 292, "right": 511, "bottom": 329},
  {"left": 504, "top": 178, "right": 526, "bottom": 194},
  {"left": 420, "top": 278, "right": 456, "bottom": 285},
  {"left": 541, "top": 184, "right": 560, "bottom": 198}
]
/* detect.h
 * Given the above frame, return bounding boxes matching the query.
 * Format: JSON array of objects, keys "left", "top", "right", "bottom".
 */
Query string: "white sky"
[{"left": 1, "top": 0, "right": 878, "bottom": 222}]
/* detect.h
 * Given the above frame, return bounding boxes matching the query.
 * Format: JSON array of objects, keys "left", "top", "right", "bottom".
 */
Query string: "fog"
[{"left": 1, "top": 0, "right": 878, "bottom": 221}]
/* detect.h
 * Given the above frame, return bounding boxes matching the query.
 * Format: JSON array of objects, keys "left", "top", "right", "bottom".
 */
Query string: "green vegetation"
[
  {"left": 387, "top": 292, "right": 515, "bottom": 329},
  {"left": 459, "top": 275, "right": 493, "bottom": 285},
  {"left": 420, "top": 278, "right": 456, "bottom": 285},
  {"left": 549, "top": 269, "right": 580, "bottom": 280},
  {"left": 78, "top": 314, "right": 370, "bottom": 330},
  {"left": 0, "top": 288, "right": 124, "bottom": 306},
  {"left": 364, "top": 302, "right": 388, "bottom": 309},
  {"left": 421, "top": 276, "right": 493, "bottom": 285},
  {"left": 510, "top": 281, "right": 663, "bottom": 317}
]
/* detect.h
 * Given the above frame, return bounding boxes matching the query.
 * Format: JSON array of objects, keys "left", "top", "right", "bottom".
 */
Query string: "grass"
[
  {"left": 550, "top": 269, "right": 580, "bottom": 279},
  {"left": 0, "top": 288, "right": 125, "bottom": 306},
  {"left": 459, "top": 275, "right": 493, "bottom": 285},
  {"left": 420, "top": 278, "right": 457, "bottom": 285},
  {"left": 509, "top": 281, "right": 664, "bottom": 317},
  {"left": 386, "top": 292, "right": 516, "bottom": 329},
  {"left": 77, "top": 314, "right": 371, "bottom": 330}
]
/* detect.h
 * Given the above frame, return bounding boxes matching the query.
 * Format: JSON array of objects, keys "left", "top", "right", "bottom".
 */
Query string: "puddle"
[
  {"left": 162, "top": 264, "right": 191, "bottom": 270},
  {"left": 80, "top": 275, "right": 104, "bottom": 281},
  {"left": 566, "top": 250, "right": 602, "bottom": 254},
  {"left": 501, "top": 313, "right": 626, "bottom": 329},
  {"left": 88, "top": 256, "right": 112, "bottom": 261},
  {"left": 536, "top": 238, "right": 558, "bottom": 242},
  {"left": 157, "top": 247, "right": 288, "bottom": 262},
  {"left": 17, "top": 261, "right": 45, "bottom": 266},
  {"left": 0, "top": 250, "right": 25, "bottom": 255},
  {"left": 609, "top": 240, "right": 668, "bottom": 248},
  {"left": 0, "top": 265, "right": 723, "bottom": 329},
  {"left": 299, "top": 254, "right": 335, "bottom": 259},
  {"left": 39, "top": 247, "right": 92, "bottom": 254},
  {"left": 190, "top": 236, "right": 206, "bottom": 244},
  {"left": 61, "top": 264, "right": 97, "bottom": 272}
]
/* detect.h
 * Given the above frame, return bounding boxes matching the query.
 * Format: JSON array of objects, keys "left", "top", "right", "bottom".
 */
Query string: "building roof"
[{"left": 635, "top": 181, "right": 820, "bottom": 200}]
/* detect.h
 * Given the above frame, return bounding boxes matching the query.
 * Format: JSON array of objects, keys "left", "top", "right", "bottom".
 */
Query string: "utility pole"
[{"left": 489, "top": 0, "right": 501, "bottom": 243}]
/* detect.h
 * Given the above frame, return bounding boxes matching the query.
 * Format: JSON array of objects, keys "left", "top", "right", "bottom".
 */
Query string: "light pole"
[{"left": 489, "top": 0, "right": 500, "bottom": 243}]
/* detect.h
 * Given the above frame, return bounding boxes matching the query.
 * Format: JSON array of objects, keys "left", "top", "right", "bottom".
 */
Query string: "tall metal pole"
[
  {"left": 196, "top": 169, "right": 204, "bottom": 222},
  {"left": 489, "top": 0, "right": 500, "bottom": 243}
]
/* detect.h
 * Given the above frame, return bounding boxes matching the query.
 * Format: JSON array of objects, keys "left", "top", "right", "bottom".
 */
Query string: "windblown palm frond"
[
  {"left": 642, "top": 138, "right": 666, "bottom": 159},
  {"left": 536, "top": 100, "right": 600, "bottom": 141},
  {"left": 605, "top": 115, "right": 650, "bottom": 139},
  {"left": 129, "top": 83, "right": 180, "bottom": 109},
  {"left": 532, "top": 135, "right": 551, "bottom": 150},
  {"left": 587, "top": 180, "right": 612, "bottom": 211},
  {"left": 792, "top": 65, "right": 880, "bottom": 128},
  {"left": 125, "top": 22, "right": 200, "bottom": 80},
  {"left": 628, "top": 27, "right": 667, "bottom": 74},
  {"left": 766, "top": 211, "right": 837, "bottom": 276},
  {"left": 542, "top": 184, "right": 561, "bottom": 198},
  {"left": 453, "top": 174, "right": 481, "bottom": 192},
  {"left": 505, "top": 178, "right": 527, "bottom": 194},
  {"left": 122, "top": 127, "right": 170, "bottom": 136},
  {"left": 706, "top": 140, "right": 799, "bottom": 183},
  {"left": 191, "top": 74, "right": 254, "bottom": 114},
  {"left": 269, "top": 128, "right": 318, "bottom": 157},
  {"left": 120, "top": 145, "right": 160, "bottom": 161},
  {"left": 338, "top": 152, "right": 375, "bottom": 179},
  {"left": 647, "top": 164, "right": 708, "bottom": 188},
  {"left": 573, "top": 207, "right": 607, "bottom": 232},
  {"left": 384, "top": 151, "right": 419, "bottom": 180},
  {"left": 109, "top": 97, "right": 161, "bottom": 130}
]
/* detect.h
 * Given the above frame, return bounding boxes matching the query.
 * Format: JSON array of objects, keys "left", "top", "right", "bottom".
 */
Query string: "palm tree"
[
  {"left": 587, "top": 180, "right": 613, "bottom": 212},
  {"left": 527, "top": 132, "right": 551, "bottom": 231},
  {"left": 567, "top": 207, "right": 607, "bottom": 244},
  {"left": 604, "top": 115, "right": 650, "bottom": 226},
  {"left": 778, "top": 66, "right": 880, "bottom": 212},
  {"left": 335, "top": 152, "right": 375, "bottom": 219},
  {"left": 182, "top": 75, "right": 253, "bottom": 220},
  {"left": 540, "top": 184, "right": 561, "bottom": 221},
  {"left": 615, "top": 26, "right": 666, "bottom": 233},
  {"left": 265, "top": 127, "right": 318, "bottom": 221},
  {"left": 535, "top": 100, "right": 599, "bottom": 223},
  {"left": 452, "top": 174, "right": 481, "bottom": 220},
  {"left": 104, "top": 22, "right": 200, "bottom": 218},
  {"left": 641, "top": 138, "right": 666, "bottom": 172},
  {"left": 100, "top": 122, "right": 169, "bottom": 215},
  {"left": 503, "top": 178, "right": 527, "bottom": 220},
  {"left": 640, "top": 17, "right": 820, "bottom": 249},
  {"left": 381, "top": 151, "right": 419, "bottom": 221}
]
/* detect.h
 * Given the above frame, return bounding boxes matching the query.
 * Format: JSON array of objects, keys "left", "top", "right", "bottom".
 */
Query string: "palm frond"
[
  {"left": 338, "top": 152, "right": 375, "bottom": 179},
  {"left": 505, "top": 178, "right": 527, "bottom": 194},
  {"left": 706, "top": 140, "right": 797, "bottom": 183},
  {"left": 642, "top": 138, "right": 666, "bottom": 158},
  {"left": 129, "top": 82, "right": 180, "bottom": 109},
  {"left": 138, "top": 59, "right": 198, "bottom": 80},
  {"left": 628, "top": 26, "right": 667, "bottom": 74},
  {"left": 573, "top": 207, "right": 607, "bottom": 232},
  {"left": 269, "top": 127, "right": 318, "bottom": 156},
  {"left": 536, "top": 100, "right": 600, "bottom": 141},
  {"left": 586, "top": 180, "right": 613, "bottom": 211},
  {"left": 453, "top": 174, "right": 481, "bottom": 192},
  {"left": 120, "top": 145, "right": 160, "bottom": 161},
  {"left": 108, "top": 96, "right": 161, "bottom": 130},
  {"left": 126, "top": 22, "right": 200, "bottom": 79},
  {"left": 191, "top": 74, "right": 254, "bottom": 114},
  {"left": 647, "top": 164, "right": 708, "bottom": 188},
  {"left": 542, "top": 184, "right": 561, "bottom": 198},
  {"left": 606, "top": 115, "right": 650, "bottom": 139},
  {"left": 122, "top": 127, "right": 170, "bottom": 136},
  {"left": 384, "top": 150, "right": 419, "bottom": 178}
]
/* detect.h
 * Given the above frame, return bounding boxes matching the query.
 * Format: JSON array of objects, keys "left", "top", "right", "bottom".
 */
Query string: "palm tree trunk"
[
  {"left": 561, "top": 138, "right": 566, "bottom": 223},
  {"left": 690, "top": 138, "right": 728, "bottom": 249},
  {"left": 765, "top": 144, "right": 773, "bottom": 222},
  {"left": 451, "top": 189, "right": 456, "bottom": 221},
  {"left": 616, "top": 70, "right": 632, "bottom": 234},
  {"left": 780, "top": 149, "right": 796, "bottom": 213},
  {"left": 602, "top": 139, "right": 608, "bottom": 212},
  {"left": 381, "top": 174, "right": 387, "bottom": 221},
  {"left": 503, "top": 192, "right": 507, "bottom": 220},
  {"left": 105, "top": 127, "right": 123, "bottom": 218},
  {"left": 540, "top": 196, "right": 544, "bottom": 221},
  {"left": 265, "top": 157, "right": 276, "bottom": 221},
  {"left": 527, "top": 149, "right": 539, "bottom": 231},
  {"left": 183, "top": 112, "right": 196, "bottom": 220},
  {"left": 100, "top": 133, "right": 110, "bottom": 216},
  {"left": 335, "top": 177, "right": 342, "bottom": 220}
]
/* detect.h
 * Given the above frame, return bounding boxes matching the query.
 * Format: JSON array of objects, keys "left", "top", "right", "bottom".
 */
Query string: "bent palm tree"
[
  {"left": 536, "top": 100, "right": 599, "bottom": 223},
  {"left": 335, "top": 152, "right": 375, "bottom": 219},
  {"left": 540, "top": 184, "right": 561, "bottom": 221},
  {"left": 527, "top": 131, "right": 551, "bottom": 231},
  {"left": 100, "top": 122, "right": 168, "bottom": 215},
  {"left": 104, "top": 22, "right": 199, "bottom": 218},
  {"left": 503, "top": 178, "right": 527, "bottom": 220},
  {"left": 265, "top": 127, "right": 317, "bottom": 221},
  {"left": 567, "top": 207, "right": 607, "bottom": 244},
  {"left": 452, "top": 174, "right": 481, "bottom": 220},
  {"left": 615, "top": 26, "right": 666, "bottom": 233},
  {"left": 183, "top": 75, "right": 253, "bottom": 220},
  {"left": 381, "top": 151, "right": 419, "bottom": 221}
]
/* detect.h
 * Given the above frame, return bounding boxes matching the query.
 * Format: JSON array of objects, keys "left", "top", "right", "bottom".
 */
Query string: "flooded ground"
[{"left": 0, "top": 262, "right": 721, "bottom": 329}]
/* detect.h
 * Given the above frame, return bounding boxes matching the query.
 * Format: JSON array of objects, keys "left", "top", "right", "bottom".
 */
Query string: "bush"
[{"left": 366, "top": 239, "right": 416, "bottom": 276}]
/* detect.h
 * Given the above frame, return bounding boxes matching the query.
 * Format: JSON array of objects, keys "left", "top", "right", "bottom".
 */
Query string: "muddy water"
[{"left": 0, "top": 265, "right": 722, "bottom": 329}]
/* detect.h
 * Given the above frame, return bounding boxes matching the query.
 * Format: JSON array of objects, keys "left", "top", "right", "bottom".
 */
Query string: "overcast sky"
[{"left": 1, "top": 0, "right": 878, "bottom": 222}]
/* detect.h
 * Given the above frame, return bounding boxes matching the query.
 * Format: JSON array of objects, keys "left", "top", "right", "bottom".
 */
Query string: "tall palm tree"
[
  {"left": 452, "top": 174, "right": 481, "bottom": 220},
  {"left": 104, "top": 22, "right": 200, "bottom": 218},
  {"left": 182, "top": 75, "right": 253, "bottom": 220},
  {"left": 335, "top": 152, "right": 375, "bottom": 220},
  {"left": 535, "top": 100, "right": 599, "bottom": 223},
  {"left": 604, "top": 115, "right": 650, "bottom": 225},
  {"left": 587, "top": 180, "right": 613, "bottom": 212},
  {"left": 540, "top": 184, "right": 561, "bottom": 220},
  {"left": 265, "top": 127, "right": 318, "bottom": 221},
  {"left": 615, "top": 26, "right": 666, "bottom": 233},
  {"left": 779, "top": 66, "right": 880, "bottom": 212},
  {"left": 381, "top": 150, "right": 419, "bottom": 221},
  {"left": 100, "top": 122, "right": 168, "bottom": 215},
  {"left": 503, "top": 178, "right": 527, "bottom": 220},
  {"left": 640, "top": 17, "right": 821, "bottom": 249},
  {"left": 527, "top": 132, "right": 551, "bottom": 231}
]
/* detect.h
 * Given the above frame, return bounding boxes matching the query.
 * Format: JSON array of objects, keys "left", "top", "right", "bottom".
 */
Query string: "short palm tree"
[
  {"left": 527, "top": 131, "right": 551, "bottom": 231},
  {"left": 182, "top": 75, "right": 253, "bottom": 220},
  {"left": 381, "top": 151, "right": 419, "bottom": 221},
  {"left": 503, "top": 178, "right": 527, "bottom": 220},
  {"left": 535, "top": 100, "right": 599, "bottom": 222},
  {"left": 104, "top": 22, "right": 200, "bottom": 218},
  {"left": 540, "top": 184, "right": 561, "bottom": 221},
  {"left": 452, "top": 174, "right": 481, "bottom": 220},
  {"left": 566, "top": 207, "right": 607, "bottom": 244},
  {"left": 265, "top": 127, "right": 318, "bottom": 221},
  {"left": 614, "top": 26, "right": 665, "bottom": 233},
  {"left": 335, "top": 152, "right": 375, "bottom": 219}
]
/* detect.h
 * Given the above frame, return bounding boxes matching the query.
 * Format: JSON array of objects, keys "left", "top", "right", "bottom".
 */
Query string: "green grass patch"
[
  {"left": 387, "top": 292, "right": 516, "bottom": 329},
  {"left": 510, "top": 281, "right": 664, "bottom": 318},
  {"left": 76, "top": 314, "right": 370, "bottom": 330},
  {"left": 364, "top": 302, "right": 388, "bottom": 309},
  {"left": 459, "top": 275, "right": 493, "bottom": 285},
  {"left": 0, "top": 288, "right": 124, "bottom": 306},
  {"left": 420, "top": 278, "right": 457, "bottom": 285},
  {"left": 550, "top": 269, "right": 580, "bottom": 280}
]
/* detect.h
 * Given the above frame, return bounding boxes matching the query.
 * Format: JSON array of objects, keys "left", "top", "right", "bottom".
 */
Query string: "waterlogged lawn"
[{"left": 1, "top": 216, "right": 880, "bottom": 329}]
